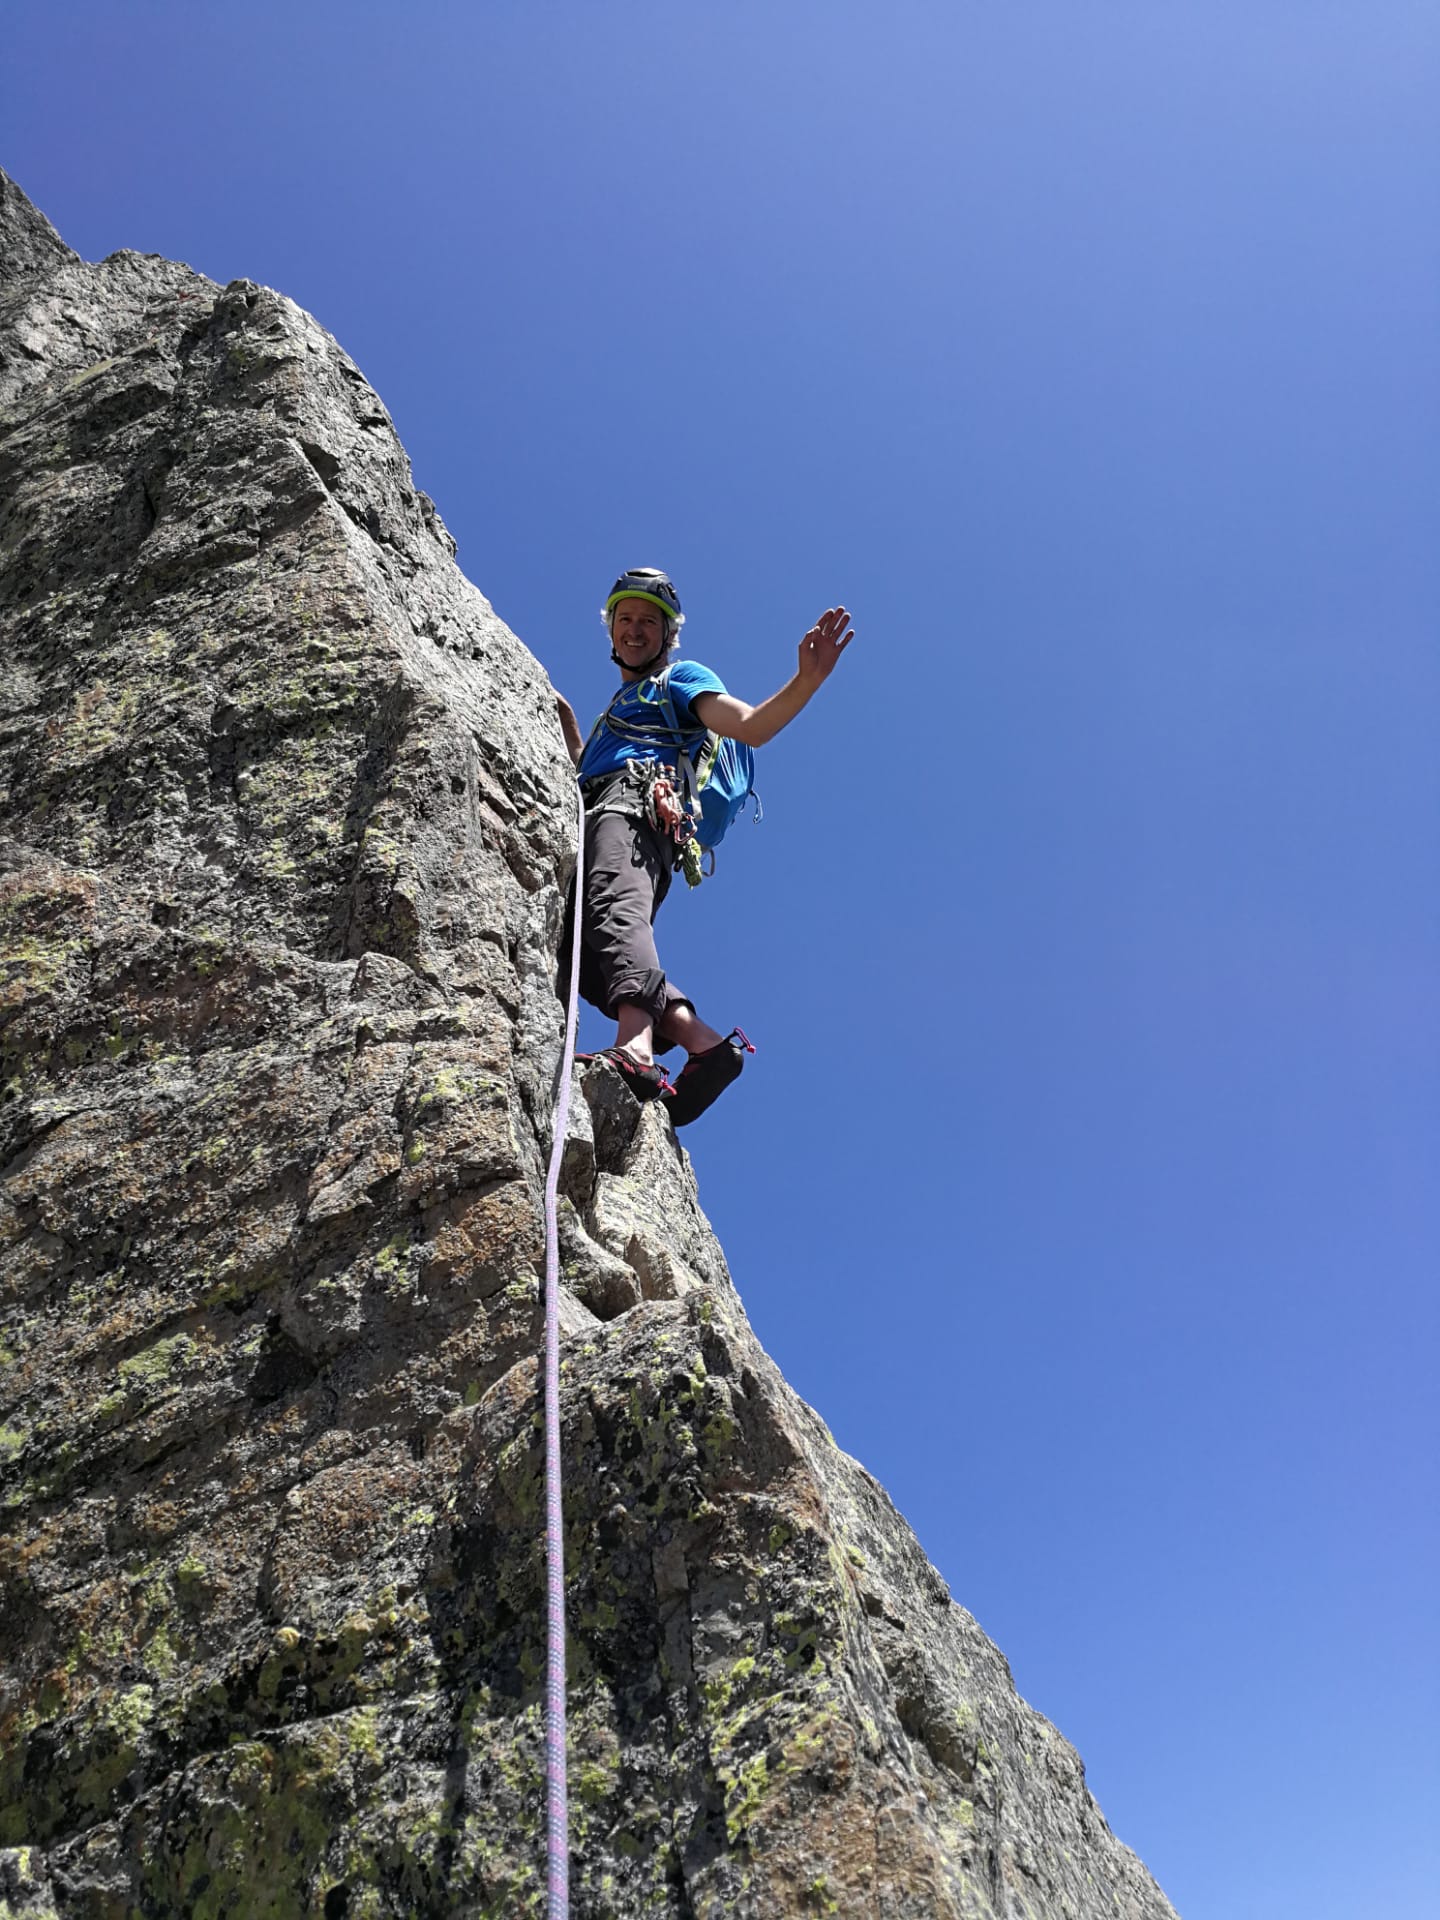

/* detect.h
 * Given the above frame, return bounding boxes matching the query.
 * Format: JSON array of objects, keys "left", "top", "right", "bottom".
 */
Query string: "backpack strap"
[
  {"left": 651, "top": 666, "right": 707, "bottom": 824},
  {"left": 583, "top": 671, "right": 712, "bottom": 832}
]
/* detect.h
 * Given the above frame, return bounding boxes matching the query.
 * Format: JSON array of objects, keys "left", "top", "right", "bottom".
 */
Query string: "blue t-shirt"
[{"left": 578, "top": 659, "right": 728, "bottom": 783}]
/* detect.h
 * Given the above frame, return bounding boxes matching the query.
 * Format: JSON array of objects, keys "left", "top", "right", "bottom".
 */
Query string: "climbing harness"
[
  {"left": 582, "top": 671, "right": 760, "bottom": 884},
  {"left": 581, "top": 756, "right": 679, "bottom": 831},
  {"left": 542, "top": 782, "right": 586, "bottom": 1919},
  {"left": 581, "top": 760, "right": 704, "bottom": 883}
]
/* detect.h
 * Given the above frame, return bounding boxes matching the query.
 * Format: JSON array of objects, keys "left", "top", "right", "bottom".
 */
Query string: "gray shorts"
[{"left": 559, "top": 779, "right": 693, "bottom": 1045}]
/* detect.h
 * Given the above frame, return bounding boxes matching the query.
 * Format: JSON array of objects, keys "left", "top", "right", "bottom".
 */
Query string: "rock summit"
[{"left": 0, "top": 171, "right": 1178, "bottom": 1920}]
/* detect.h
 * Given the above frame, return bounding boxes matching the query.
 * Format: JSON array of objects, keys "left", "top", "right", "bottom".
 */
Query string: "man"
[{"left": 556, "top": 568, "right": 853, "bottom": 1127}]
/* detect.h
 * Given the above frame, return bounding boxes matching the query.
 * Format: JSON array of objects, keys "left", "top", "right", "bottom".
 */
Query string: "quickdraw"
[{"left": 585, "top": 760, "right": 709, "bottom": 887}]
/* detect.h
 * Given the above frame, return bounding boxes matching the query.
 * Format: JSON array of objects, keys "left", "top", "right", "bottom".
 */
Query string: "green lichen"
[
  {"left": 65, "top": 358, "right": 117, "bottom": 390},
  {"left": 0, "top": 917, "right": 86, "bottom": 1008},
  {"left": 700, "top": 1401, "right": 737, "bottom": 1456},
  {"left": 346, "top": 1706, "right": 382, "bottom": 1762},
  {"left": 722, "top": 1749, "right": 770, "bottom": 1845},
  {"left": 136, "top": 1721, "right": 378, "bottom": 1919},
  {"left": 413, "top": 1066, "right": 496, "bottom": 1117},
  {"left": 357, "top": 827, "right": 401, "bottom": 874},
  {"left": 142, "top": 1622, "right": 178, "bottom": 1680},
  {"left": 0, "top": 1843, "right": 58, "bottom": 1920},
  {"left": 703, "top": 1654, "right": 756, "bottom": 1718},
  {"left": 54, "top": 681, "right": 142, "bottom": 769},
  {"left": 188, "top": 927, "right": 228, "bottom": 979},
  {"left": 117, "top": 1333, "right": 196, "bottom": 1391},
  {"left": 573, "top": 1759, "right": 614, "bottom": 1808},
  {"left": 104, "top": 1683, "right": 155, "bottom": 1746},
  {"left": 375, "top": 1233, "right": 411, "bottom": 1279}
]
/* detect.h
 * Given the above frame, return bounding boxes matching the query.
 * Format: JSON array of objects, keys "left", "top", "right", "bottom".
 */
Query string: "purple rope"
[{"left": 543, "top": 784, "right": 585, "bottom": 1919}]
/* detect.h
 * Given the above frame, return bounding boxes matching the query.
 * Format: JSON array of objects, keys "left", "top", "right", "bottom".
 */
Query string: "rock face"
[{"left": 0, "top": 171, "right": 1178, "bottom": 1920}]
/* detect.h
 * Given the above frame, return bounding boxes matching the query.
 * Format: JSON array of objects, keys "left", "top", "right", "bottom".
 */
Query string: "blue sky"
[{"left": 6, "top": 5, "right": 1437, "bottom": 1914}]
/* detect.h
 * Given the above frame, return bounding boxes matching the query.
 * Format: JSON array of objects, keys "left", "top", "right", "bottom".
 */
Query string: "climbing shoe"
[
  {"left": 579, "top": 1047, "right": 673, "bottom": 1102},
  {"left": 662, "top": 1029, "right": 754, "bottom": 1129}
]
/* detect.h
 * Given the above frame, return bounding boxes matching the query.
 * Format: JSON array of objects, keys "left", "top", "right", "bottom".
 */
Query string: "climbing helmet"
[{"left": 603, "top": 567, "right": 684, "bottom": 634}]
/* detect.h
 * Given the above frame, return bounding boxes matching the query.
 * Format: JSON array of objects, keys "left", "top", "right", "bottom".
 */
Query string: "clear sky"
[{"left": 6, "top": 5, "right": 1437, "bottom": 1914}]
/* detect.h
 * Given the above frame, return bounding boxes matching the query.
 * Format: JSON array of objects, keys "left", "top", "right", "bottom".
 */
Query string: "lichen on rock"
[{"left": 0, "top": 170, "right": 1177, "bottom": 1918}]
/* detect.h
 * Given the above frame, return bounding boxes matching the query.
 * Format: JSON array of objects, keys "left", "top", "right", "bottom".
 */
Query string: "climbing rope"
[{"left": 542, "top": 783, "right": 585, "bottom": 1919}]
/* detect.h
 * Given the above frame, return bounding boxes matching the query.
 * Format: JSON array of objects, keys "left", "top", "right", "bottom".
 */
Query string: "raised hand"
[{"left": 797, "top": 606, "right": 855, "bottom": 688}]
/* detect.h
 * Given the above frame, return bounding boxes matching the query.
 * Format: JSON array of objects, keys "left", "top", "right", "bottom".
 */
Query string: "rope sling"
[{"left": 542, "top": 783, "right": 585, "bottom": 1918}]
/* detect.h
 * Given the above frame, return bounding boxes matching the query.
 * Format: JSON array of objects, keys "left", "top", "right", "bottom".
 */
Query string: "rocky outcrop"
[{"left": 0, "top": 171, "right": 1178, "bottom": 1919}]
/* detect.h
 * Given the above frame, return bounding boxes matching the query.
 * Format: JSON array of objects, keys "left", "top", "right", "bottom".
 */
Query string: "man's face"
[{"left": 611, "top": 596, "right": 668, "bottom": 675}]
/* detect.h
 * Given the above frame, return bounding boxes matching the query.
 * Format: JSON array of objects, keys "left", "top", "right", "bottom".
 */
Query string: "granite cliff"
[{"left": 0, "top": 172, "right": 1179, "bottom": 1920}]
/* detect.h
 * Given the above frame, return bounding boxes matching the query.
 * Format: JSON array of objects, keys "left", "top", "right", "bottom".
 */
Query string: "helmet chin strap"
[{"left": 611, "top": 645, "right": 667, "bottom": 673}]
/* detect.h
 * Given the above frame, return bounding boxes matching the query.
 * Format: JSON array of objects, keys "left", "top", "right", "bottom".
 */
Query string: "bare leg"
[
  {"left": 614, "top": 1001, "right": 655, "bottom": 1064},
  {"left": 656, "top": 1002, "right": 725, "bottom": 1057}
]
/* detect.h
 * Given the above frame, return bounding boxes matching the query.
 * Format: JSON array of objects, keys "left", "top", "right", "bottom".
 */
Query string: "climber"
[{"left": 555, "top": 567, "right": 854, "bottom": 1128}]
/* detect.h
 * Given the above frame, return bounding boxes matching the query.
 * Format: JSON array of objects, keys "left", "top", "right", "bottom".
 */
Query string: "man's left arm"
[{"left": 691, "top": 607, "right": 854, "bottom": 748}]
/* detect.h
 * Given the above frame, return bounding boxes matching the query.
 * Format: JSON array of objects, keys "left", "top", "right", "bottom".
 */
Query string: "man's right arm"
[{"left": 555, "top": 693, "right": 584, "bottom": 768}]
